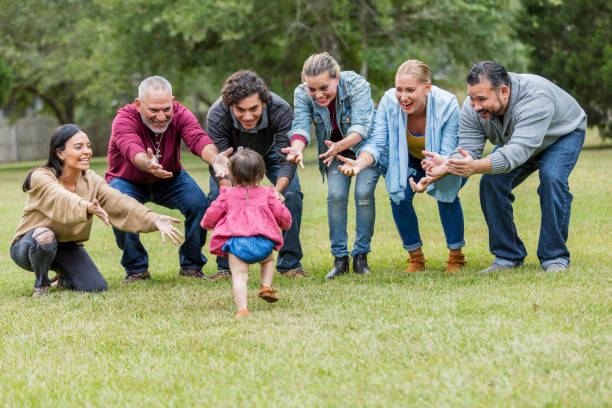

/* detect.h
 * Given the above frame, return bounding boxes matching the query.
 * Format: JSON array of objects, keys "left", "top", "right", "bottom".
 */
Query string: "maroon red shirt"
[{"left": 105, "top": 101, "right": 213, "bottom": 184}]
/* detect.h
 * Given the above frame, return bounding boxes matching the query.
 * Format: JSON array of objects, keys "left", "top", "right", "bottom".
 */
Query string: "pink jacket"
[{"left": 201, "top": 186, "right": 292, "bottom": 258}]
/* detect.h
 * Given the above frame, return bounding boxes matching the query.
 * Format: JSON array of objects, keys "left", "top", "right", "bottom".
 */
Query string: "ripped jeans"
[
  {"left": 326, "top": 157, "right": 380, "bottom": 257},
  {"left": 10, "top": 228, "right": 107, "bottom": 292}
]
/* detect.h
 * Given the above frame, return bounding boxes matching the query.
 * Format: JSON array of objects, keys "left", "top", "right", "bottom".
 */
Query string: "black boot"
[
  {"left": 353, "top": 253, "right": 371, "bottom": 275},
  {"left": 324, "top": 256, "right": 349, "bottom": 279}
]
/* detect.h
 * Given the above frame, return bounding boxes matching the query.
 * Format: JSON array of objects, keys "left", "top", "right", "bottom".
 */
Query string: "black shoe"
[
  {"left": 352, "top": 253, "right": 371, "bottom": 275},
  {"left": 325, "top": 256, "right": 349, "bottom": 279}
]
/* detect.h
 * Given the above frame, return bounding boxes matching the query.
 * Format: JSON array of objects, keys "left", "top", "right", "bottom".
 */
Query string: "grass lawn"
[{"left": 0, "top": 132, "right": 610, "bottom": 407}]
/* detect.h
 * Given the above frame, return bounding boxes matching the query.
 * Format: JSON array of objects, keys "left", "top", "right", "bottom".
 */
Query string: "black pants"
[{"left": 10, "top": 229, "right": 108, "bottom": 292}]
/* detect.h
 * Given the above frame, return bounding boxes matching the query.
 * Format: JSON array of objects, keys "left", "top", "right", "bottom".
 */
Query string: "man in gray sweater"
[{"left": 424, "top": 60, "right": 586, "bottom": 273}]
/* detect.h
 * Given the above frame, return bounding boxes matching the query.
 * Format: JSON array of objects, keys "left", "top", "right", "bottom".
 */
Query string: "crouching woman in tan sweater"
[{"left": 11, "top": 124, "right": 184, "bottom": 297}]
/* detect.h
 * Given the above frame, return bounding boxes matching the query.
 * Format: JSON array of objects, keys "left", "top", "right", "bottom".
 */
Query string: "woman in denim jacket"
[
  {"left": 287, "top": 52, "right": 380, "bottom": 279},
  {"left": 338, "top": 60, "right": 467, "bottom": 273}
]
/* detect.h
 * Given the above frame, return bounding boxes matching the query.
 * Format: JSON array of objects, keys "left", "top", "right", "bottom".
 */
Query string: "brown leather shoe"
[
  {"left": 50, "top": 273, "right": 64, "bottom": 288},
  {"left": 178, "top": 268, "right": 207, "bottom": 279},
  {"left": 209, "top": 269, "right": 232, "bottom": 281},
  {"left": 405, "top": 254, "right": 426, "bottom": 273},
  {"left": 279, "top": 267, "right": 309, "bottom": 278},
  {"left": 235, "top": 309, "right": 250, "bottom": 317},
  {"left": 258, "top": 286, "right": 279, "bottom": 303},
  {"left": 446, "top": 253, "right": 466, "bottom": 273},
  {"left": 121, "top": 270, "right": 151, "bottom": 284}
]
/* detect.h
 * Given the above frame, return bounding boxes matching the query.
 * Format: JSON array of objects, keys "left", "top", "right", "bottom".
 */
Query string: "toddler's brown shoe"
[{"left": 258, "top": 286, "right": 279, "bottom": 303}]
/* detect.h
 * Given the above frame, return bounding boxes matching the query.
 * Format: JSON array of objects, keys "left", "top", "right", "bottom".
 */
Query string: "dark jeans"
[
  {"left": 391, "top": 154, "right": 466, "bottom": 251},
  {"left": 208, "top": 155, "right": 304, "bottom": 272},
  {"left": 11, "top": 228, "right": 108, "bottom": 292},
  {"left": 109, "top": 170, "right": 209, "bottom": 275},
  {"left": 479, "top": 129, "right": 585, "bottom": 268}
]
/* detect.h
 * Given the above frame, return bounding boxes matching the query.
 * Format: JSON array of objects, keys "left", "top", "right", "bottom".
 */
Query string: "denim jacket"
[
  {"left": 360, "top": 85, "right": 462, "bottom": 203},
  {"left": 290, "top": 71, "right": 375, "bottom": 177}
]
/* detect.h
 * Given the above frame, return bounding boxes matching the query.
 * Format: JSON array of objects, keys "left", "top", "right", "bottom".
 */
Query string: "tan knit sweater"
[{"left": 12, "top": 168, "right": 159, "bottom": 244}]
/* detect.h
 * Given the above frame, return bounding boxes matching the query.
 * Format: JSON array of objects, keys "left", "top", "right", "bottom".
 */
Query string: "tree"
[{"left": 515, "top": 0, "right": 612, "bottom": 139}]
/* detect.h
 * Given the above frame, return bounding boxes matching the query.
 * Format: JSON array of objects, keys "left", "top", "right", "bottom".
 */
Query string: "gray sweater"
[{"left": 457, "top": 73, "right": 586, "bottom": 174}]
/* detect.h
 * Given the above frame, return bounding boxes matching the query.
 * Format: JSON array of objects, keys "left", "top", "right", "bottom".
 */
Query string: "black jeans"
[{"left": 10, "top": 229, "right": 108, "bottom": 292}]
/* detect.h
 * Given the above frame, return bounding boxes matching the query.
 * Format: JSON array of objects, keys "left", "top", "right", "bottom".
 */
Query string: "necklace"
[{"left": 149, "top": 132, "right": 165, "bottom": 161}]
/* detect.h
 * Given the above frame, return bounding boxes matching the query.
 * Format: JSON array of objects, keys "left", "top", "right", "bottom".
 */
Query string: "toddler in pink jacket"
[{"left": 201, "top": 148, "right": 292, "bottom": 317}]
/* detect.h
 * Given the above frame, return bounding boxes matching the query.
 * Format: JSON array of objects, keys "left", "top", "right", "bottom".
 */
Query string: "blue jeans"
[
  {"left": 391, "top": 155, "right": 465, "bottom": 252},
  {"left": 325, "top": 157, "right": 380, "bottom": 258},
  {"left": 479, "top": 129, "right": 585, "bottom": 268},
  {"left": 208, "top": 156, "right": 304, "bottom": 272},
  {"left": 109, "top": 170, "right": 209, "bottom": 274}
]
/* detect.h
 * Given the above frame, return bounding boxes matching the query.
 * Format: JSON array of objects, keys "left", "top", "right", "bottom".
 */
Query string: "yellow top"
[{"left": 407, "top": 129, "right": 425, "bottom": 159}]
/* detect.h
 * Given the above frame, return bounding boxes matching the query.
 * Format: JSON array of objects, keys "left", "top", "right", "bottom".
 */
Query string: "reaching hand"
[
  {"left": 447, "top": 147, "right": 475, "bottom": 177},
  {"left": 274, "top": 189, "right": 286, "bottom": 204},
  {"left": 409, "top": 176, "right": 432, "bottom": 193},
  {"left": 87, "top": 199, "right": 110, "bottom": 226},
  {"left": 212, "top": 147, "right": 233, "bottom": 178},
  {"left": 281, "top": 146, "right": 305, "bottom": 169},
  {"left": 146, "top": 148, "right": 173, "bottom": 179},
  {"left": 337, "top": 155, "right": 362, "bottom": 176},
  {"left": 422, "top": 151, "right": 449, "bottom": 178},
  {"left": 318, "top": 140, "right": 342, "bottom": 167},
  {"left": 154, "top": 215, "right": 184, "bottom": 245}
]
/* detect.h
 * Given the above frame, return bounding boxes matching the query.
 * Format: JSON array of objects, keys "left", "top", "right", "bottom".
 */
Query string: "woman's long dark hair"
[{"left": 22, "top": 124, "right": 87, "bottom": 192}]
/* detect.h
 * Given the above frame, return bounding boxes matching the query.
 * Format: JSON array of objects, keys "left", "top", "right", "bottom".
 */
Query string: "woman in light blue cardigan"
[{"left": 338, "top": 60, "right": 466, "bottom": 272}]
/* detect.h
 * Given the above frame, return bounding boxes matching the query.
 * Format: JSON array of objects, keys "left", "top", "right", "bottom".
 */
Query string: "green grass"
[{"left": 0, "top": 132, "right": 610, "bottom": 407}]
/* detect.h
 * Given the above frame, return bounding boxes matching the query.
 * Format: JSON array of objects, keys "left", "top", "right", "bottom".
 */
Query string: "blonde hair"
[
  {"left": 396, "top": 60, "right": 431, "bottom": 83},
  {"left": 301, "top": 52, "right": 341, "bottom": 82}
]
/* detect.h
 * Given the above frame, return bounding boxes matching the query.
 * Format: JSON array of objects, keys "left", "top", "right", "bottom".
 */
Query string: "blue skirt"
[{"left": 222, "top": 236, "right": 275, "bottom": 264}]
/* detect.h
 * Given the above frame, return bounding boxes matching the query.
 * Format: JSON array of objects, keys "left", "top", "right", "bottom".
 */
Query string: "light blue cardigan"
[{"left": 360, "top": 85, "right": 462, "bottom": 204}]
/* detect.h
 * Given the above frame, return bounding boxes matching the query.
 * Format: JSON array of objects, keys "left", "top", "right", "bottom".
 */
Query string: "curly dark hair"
[
  {"left": 221, "top": 70, "right": 271, "bottom": 107},
  {"left": 229, "top": 148, "right": 266, "bottom": 186}
]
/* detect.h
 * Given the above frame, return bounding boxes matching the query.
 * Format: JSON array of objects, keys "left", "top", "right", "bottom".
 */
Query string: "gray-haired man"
[{"left": 106, "top": 76, "right": 230, "bottom": 282}]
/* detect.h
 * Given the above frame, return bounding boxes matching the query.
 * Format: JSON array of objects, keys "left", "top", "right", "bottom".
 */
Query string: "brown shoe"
[
  {"left": 32, "top": 286, "right": 50, "bottom": 297},
  {"left": 121, "top": 270, "right": 151, "bottom": 284},
  {"left": 49, "top": 273, "right": 64, "bottom": 288},
  {"left": 405, "top": 254, "right": 426, "bottom": 273},
  {"left": 235, "top": 309, "right": 250, "bottom": 317},
  {"left": 178, "top": 268, "right": 207, "bottom": 279},
  {"left": 279, "top": 267, "right": 309, "bottom": 278},
  {"left": 209, "top": 269, "right": 232, "bottom": 281},
  {"left": 446, "top": 253, "right": 466, "bottom": 273},
  {"left": 258, "top": 285, "right": 279, "bottom": 303}
]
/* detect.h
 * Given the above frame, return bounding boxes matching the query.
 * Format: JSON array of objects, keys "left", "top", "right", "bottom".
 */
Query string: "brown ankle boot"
[
  {"left": 405, "top": 254, "right": 426, "bottom": 273},
  {"left": 446, "top": 253, "right": 466, "bottom": 273}
]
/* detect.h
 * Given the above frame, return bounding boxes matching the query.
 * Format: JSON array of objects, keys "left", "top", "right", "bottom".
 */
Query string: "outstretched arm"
[{"left": 337, "top": 151, "right": 375, "bottom": 176}]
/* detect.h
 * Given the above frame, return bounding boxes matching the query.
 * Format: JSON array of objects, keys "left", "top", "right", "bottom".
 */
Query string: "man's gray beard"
[{"left": 140, "top": 113, "right": 172, "bottom": 134}]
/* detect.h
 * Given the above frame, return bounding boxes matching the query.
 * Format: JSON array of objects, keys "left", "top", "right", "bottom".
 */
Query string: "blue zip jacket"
[
  {"left": 360, "top": 85, "right": 462, "bottom": 204},
  {"left": 290, "top": 71, "right": 375, "bottom": 177}
]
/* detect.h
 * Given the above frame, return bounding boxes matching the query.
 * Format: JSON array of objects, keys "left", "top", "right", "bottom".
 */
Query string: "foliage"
[
  {"left": 515, "top": 0, "right": 612, "bottom": 139},
  {"left": 1, "top": 0, "right": 526, "bottom": 136}
]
